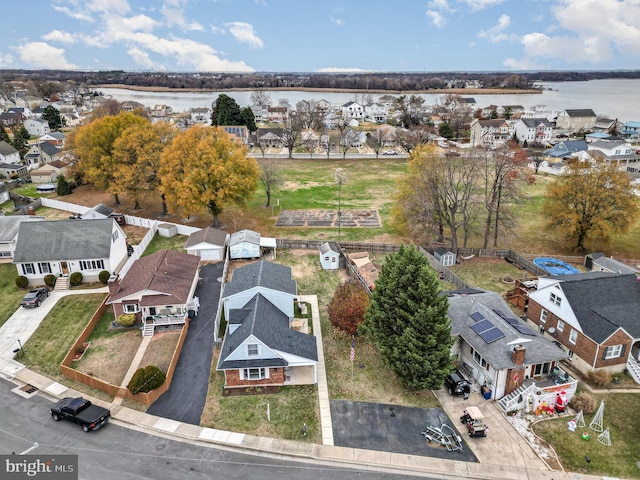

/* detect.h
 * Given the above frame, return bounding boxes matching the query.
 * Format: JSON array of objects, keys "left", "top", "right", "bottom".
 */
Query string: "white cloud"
[
  {"left": 428, "top": 0, "right": 454, "bottom": 13},
  {"left": 315, "top": 67, "right": 373, "bottom": 73},
  {"left": 52, "top": 5, "right": 95, "bottom": 22},
  {"left": 460, "top": 0, "right": 507, "bottom": 11},
  {"left": 127, "top": 47, "right": 159, "bottom": 70},
  {"left": 17, "top": 42, "right": 77, "bottom": 69},
  {"left": 224, "top": 22, "right": 264, "bottom": 48},
  {"left": 503, "top": 57, "right": 549, "bottom": 70},
  {"left": 86, "top": 0, "right": 131, "bottom": 15},
  {"left": 477, "top": 14, "right": 511, "bottom": 43},
  {"left": 161, "top": 0, "right": 203, "bottom": 31},
  {"left": 0, "top": 51, "right": 14, "bottom": 67},
  {"left": 42, "top": 30, "right": 76, "bottom": 44},
  {"left": 255, "top": 0, "right": 268, "bottom": 5},
  {"left": 330, "top": 17, "right": 344, "bottom": 26},
  {"left": 426, "top": 10, "right": 447, "bottom": 28}
]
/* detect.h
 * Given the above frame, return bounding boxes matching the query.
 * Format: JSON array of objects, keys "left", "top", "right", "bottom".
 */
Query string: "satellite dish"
[{"left": 547, "top": 327, "right": 556, "bottom": 334}]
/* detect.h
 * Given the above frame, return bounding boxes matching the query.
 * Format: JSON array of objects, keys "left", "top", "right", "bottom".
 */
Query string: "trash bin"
[{"left": 482, "top": 386, "right": 492, "bottom": 400}]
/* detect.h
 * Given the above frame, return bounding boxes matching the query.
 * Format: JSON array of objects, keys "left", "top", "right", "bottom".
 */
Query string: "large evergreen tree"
[
  {"left": 42, "top": 105, "right": 65, "bottom": 130},
  {"left": 362, "top": 245, "right": 452, "bottom": 390},
  {"left": 211, "top": 94, "right": 243, "bottom": 126}
]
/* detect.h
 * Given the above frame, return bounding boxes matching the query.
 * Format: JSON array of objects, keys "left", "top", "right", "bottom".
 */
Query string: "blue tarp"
[{"left": 534, "top": 257, "right": 580, "bottom": 275}]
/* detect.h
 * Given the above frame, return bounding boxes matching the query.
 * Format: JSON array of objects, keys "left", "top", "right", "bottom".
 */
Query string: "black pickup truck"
[{"left": 50, "top": 397, "right": 111, "bottom": 432}]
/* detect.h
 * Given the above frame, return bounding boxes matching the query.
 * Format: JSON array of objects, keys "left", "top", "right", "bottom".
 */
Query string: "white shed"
[
  {"left": 434, "top": 247, "right": 456, "bottom": 267},
  {"left": 319, "top": 242, "right": 340, "bottom": 270},
  {"left": 230, "top": 229, "right": 261, "bottom": 259},
  {"left": 185, "top": 227, "right": 229, "bottom": 261},
  {"left": 158, "top": 223, "right": 177, "bottom": 238}
]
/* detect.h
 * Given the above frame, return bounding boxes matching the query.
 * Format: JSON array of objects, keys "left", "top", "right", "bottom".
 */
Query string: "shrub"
[
  {"left": 117, "top": 313, "right": 136, "bottom": 327},
  {"left": 69, "top": 272, "right": 83, "bottom": 286},
  {"left": 44, "top": 274, "right": 56, "bottom": 287},
  {"left": 127, "top": 365, "right": 166, "bottom": 394},
  {"left": 15, "top": 276, "right": 29, "bottom": 289},
  {"left": 328, "top": 281, "right": 370, "bottom": 335},
  {"left": 98, "top": 270, "right": 111, "bottom": 284},
  {"left": 587, "top": 369, "right": 611, "bottom": 387},
  {"left": 569, "top": 392, "right": 596, "bottom": 414}
]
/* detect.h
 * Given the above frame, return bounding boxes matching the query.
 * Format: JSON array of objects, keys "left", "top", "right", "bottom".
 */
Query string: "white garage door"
[{"left": 200, "top": 248, "right": 222, "bottom": 261}]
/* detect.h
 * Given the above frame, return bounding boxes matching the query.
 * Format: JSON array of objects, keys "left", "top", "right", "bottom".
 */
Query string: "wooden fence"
[{"left": 60, "top": 295, "right": 190, "bottom": 406}]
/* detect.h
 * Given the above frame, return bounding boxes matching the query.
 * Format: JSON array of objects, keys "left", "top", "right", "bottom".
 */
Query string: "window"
[
  {"left": 112, "top": 230, "right": 119, "bottom": 242},
  {"left": 550, "top": 293, "right": 561, "bottom": 307},
  {"left": 0, "top": 251, "right": 11, "bottom": 258},
  {"left": 243, "top": 368, "right": 266, "bottom": 380},
  {"left": 331, "top": 256, "right": 336, "bottom": 263},
  {"left": 473, "top": 350, "right": 487, "bottom": 368},
  {"left": 247, "top": 344, "right": 259, "bottom": 356},
  {"left": 22, "top": 263, "right": 35, "bottom": 275},
  {"left": 124, "top": 304, "right": 139, "bottom": 314},
  {"left": 324, "top": 256, "right": 330, "bottom": 262},
  {"left": 569, "top": 329, "right": 578, "bottom": 345},
  {"left": 80, "top": 260, "right": 105, "bottom": 270},
  {"left": 604, "top": 345, "right": 623, "bottom": 360},
  {"left": 38, "top": 262, "right": 51, "bottom": 274},
  {"left": 557, "top": 320, "right": 565, "bottom": 332},
  {"left": 540, "top": 309, "right": 548, "bottom": 324}
]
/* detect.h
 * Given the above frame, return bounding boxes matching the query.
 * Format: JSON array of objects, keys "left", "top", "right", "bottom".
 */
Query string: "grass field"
[
  {"left": 533, "top": 393, "right": 640, "bottom": 479},
  {"left": 141, "top": 233, "right": 189, "bottom": 257},
  {"left": 0, "top": 264, "right": 23, "bottom": 327}
]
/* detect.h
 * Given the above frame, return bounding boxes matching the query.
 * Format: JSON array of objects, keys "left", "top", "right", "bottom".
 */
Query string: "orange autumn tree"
[
  {"left": 544, "top": 157, "right": 640, "bottom": 252},
  {"left": 328, "top": 281, "right": 370, "bottom": 335},
  {"left": 158, "top": 126, "right": 259, "bottom": 227}
]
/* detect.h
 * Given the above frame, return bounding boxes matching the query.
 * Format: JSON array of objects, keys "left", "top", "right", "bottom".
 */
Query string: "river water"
[{"left": 98, "top": 78, "right": 640, "bottom": 121}]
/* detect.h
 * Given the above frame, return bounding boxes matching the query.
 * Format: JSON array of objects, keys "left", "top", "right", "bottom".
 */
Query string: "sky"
[{"left": 1, "top": 0, "right": 639, "bottom": 73}]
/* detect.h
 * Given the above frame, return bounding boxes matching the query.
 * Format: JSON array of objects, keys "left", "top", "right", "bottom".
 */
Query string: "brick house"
[{"left": 527, "top": 272, "right": 640, "bottom": 382}]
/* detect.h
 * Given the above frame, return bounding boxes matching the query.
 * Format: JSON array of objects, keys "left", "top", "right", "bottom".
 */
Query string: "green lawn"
[
  {"left": 141, "top": 233, "right": 189, "bottom": 257},
  {"left": 0, "top": 264, "right": 24, "bottom": 327},
  {"left": 19, "top": 293, "right": 107, "bottom": 380},
  {"left": 449, "top": 258, "right": 529, "bottom": 294},
  {"left": 533, "top": 393, "right": 640, "bottom": 479}
]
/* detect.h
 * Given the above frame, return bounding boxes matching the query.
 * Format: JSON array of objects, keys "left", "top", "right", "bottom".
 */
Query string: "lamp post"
[{"left": 335, "top": 168, "right": 347, "bottom": 236}]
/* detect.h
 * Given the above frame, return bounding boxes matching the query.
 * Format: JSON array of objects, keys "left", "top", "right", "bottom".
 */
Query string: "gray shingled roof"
[
  {"left": 222, "top": 261, "right": 297, "bottom": 298},
  {"left": 185, "top": 227, "right": 228, "bottom": 249},
  {"left": 39, "top": 142, "right": 60, "bottom": 156},
  {"left": 14, "top": 219, "right": 115, "bottom": 262},
  {"left": 320, "top": 242, "right": 338, "bottom": 254},
  {"left": 217, "top": 293, "right": 318, "bottom": 370},
  {"left": 230, "top": 229, "right": 260, "bottom": 246},
  {"left": 564, "top": 109, "right": 596, "bottom": 117},
  {"left": 0, "top": 140, "right": 18, "bottom": 156},
  {"left": 520, "top": 117, "right": 554, "bottom": 128},
  {"left": 0, "top": 216, "right": 45, "bottom": 242},
  {"left": 592, "top": 257, "right": 639, "bottom": 275},
  {"left": 446, "top": 290, "right": 567, "bottom": 369},
  {"left": 557, "top": 273, "right": 640, "bottom": 342}
]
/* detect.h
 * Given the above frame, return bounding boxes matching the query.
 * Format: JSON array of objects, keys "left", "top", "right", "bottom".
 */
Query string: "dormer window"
[
  {"left": 550, "top": 293, "right": 561, "bottom": 307},
  {"left": 247, "top": 344, "right": 258, "bottom": 356}
]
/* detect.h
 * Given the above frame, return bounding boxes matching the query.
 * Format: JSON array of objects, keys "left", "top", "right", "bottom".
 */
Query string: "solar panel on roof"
[
  {"left": 470, "top": 319, "right": 493, "bottom": 334},
  {"left": 470, "top": 312, "right": 485, "bottom": 322},
  {"left": 479, "top": 327, "right": 505, "bottom": 343},
  {"left": 493, "top": 309, "right": 536, "bottom": 336}
]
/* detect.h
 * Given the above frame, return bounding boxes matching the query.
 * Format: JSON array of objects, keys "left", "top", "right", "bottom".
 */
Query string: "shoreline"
[{"left": 96, "top": 84, "right": 542, "bottom": 96}]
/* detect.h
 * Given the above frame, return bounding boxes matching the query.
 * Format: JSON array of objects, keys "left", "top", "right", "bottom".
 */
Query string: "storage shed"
[
  {"left": 434, "top": 247, "right": 456, "bottom": 267},
  {"left": 230, "top": 229, "right": 261, "bottom": 259},
  {"left": 185, "top": 227, "right": 229, "bottom": 261},
  {"left": 319, "top": 242, "right": 340, "bottom": 270},
  {"left": 585, "top": 252, "right": 639, "bottom": 275},
  {"left": 158, "top": 223, "right": 177, "bottom": 238}
]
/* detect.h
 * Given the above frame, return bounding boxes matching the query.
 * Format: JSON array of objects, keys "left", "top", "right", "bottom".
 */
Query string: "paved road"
[
  {"left": 1, "top": 378, "right": 438, "bottom": 480},
  {"left": 146, "top": 263, "right": 223, "bottom": 424}
]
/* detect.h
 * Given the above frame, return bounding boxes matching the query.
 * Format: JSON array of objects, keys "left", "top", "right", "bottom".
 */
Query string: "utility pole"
[{"left": 335, "top": 168, "right": 347, "bottom": 236}]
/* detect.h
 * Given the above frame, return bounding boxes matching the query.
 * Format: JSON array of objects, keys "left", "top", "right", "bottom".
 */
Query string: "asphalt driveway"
[
  {"left": 147, "top": 262, "right": 223, "bottom": 424},
  {"left": 331, "top": 400, "right": 478, "bottom": 462}
]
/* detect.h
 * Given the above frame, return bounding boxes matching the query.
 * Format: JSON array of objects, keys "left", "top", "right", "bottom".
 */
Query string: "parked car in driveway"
[
  {"left": 444, "top": 371, "right": 471, "bottom": 398},
  {"left": 21, "top": 287, "right": 49, "bottom": 308}
]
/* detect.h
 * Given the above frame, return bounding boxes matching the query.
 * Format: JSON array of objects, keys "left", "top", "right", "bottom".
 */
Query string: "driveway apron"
[{"left": 147, "top": 262, "right": 223, "bottom": 424}]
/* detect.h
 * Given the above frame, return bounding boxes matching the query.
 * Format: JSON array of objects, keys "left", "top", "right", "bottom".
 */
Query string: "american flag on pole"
[{"left": 350, "top": 337, "right": 355, "bottom": 362}]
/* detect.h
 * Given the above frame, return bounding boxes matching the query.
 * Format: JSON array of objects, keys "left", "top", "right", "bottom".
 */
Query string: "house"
[
  {"left": 319, "top": 242, "right": 340, "bottom": 270},
  {"left": 0, "top": 112, "right": 24, "bottom": 128},
  {"left": 151, "top": 104, "right": 173, "bottom": 117},
  {"left": 81, "top": 203, "right": 115, "bottom": 220},
  {"left": 300, "top": 128, "right": 319, "bottom": 149},
  {"left": 341, "top": 101, "right": 364, "bottom": 121},
  {"left": 120, "top": 101, "right": 146, "bottom": 113},
  {"left": 0, "top": 216, "right": 45, "bottom": 262},
  {"left": 29, "top": 160, "right": 70, "bottom": 184},
  {"left": 230, "top": 229, "right": 261, "bottom": 259},
  {"left": 469, "top": 119, "right": 511, "bottom": 148},
  {"left": 220, "top": 125, "right": 249, "bottom": 144},
  {"left": 434, "top": 247, "right": 456, "bottom": 267},
  {"left": 555, "top": 109, "right": 597, "bottom": 133},
  {"left": 364, "top": 102, "right": 386, "bottom": 123},
  {"left": 24, "top": 142, "right": 61, "bottom": 170},
  {"left": 0, "top": 163, "right": 27, "bottom": 178},
  {"left": 543, "top": 140, "right": 588, "bottom": 160},
  {"left": 13, "top": 218, "right": 128, "bottom": 285},
  {"left": 256, "top": 128, "right": 283, "bottom": 148},
  {"left": 267, "top": 106, "right": 288, "bottom": 123},
  {"left": 106, "top": 249, "right": 200, "bottom": 337},
  {"left": 184, "top": 227, "right": 229, "bottom": 261},
  {"left": 584, "top": 253, "right": 639, "bottom": 275},
  {"left": 23, "top": 118, "right": 51, "bottom": 136},
  {"left": 513, "top": 118, "right": 554, "bottom": 145},
  {"left": 37, "top": 131, "right": 66, "bottom": 147},
  {"left": 446, "top": 289, "right": 575, "bottom": 409},
  {"left": 526, "top": 272, "right": 640, "bottom": 382},
  {"left": 221, "top": 260, "right": 297, "bottom": 321},
  {"left": 190, "top": 107, "right": 212, "bottom": 124},
  {"left": 622, "top": 121, "right": 640, "bottom": 139},
  {"left": 216, "top": 293, "right": 318, "bottom": 392},
  {"left": 0, "top": 140, "right": 20, "bottom": 164}
]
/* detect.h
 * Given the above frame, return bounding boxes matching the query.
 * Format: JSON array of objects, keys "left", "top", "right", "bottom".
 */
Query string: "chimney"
[{"left": 512, "top": 344, "right": 526, "bottom": 366}]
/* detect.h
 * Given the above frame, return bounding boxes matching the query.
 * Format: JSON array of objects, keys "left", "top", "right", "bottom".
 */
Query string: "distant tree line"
[{"left": 3, "top": 70, "right": 640, "bottom": 96}]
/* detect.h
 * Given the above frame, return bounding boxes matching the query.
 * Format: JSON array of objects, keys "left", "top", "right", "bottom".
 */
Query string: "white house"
[
  {"left": 513, "top": 118, "right": 554, "bottom": 145},
  {"left": 341, "top": 101, "right": 364, "bottom": 121},
  {"left": 319, "top": 242, "right": 340, "bottom": 270},
  {"left": 13, "top": 219, "right": 128, "bottom": 285},
  {"left": 469, "top": 119, "right": 511, "bottom": 148},
  {"left": 23, "top": 118, "right": 51, "bottom": 136},
  {"left": 230, "top": 229, "right": 261, "bottom": 260},
  {"left": 364, "top": 102, "right": 386, "bottom": 123},
  {"left": 184, "top": 227, "right": 229, "bottom": 261},
  {"left": 0, "top": 216, "right": 45, "bottom": 262},
  {"left": 190, "top": 107, "right": 212, "bottom": 124},
  {"left": 0, "top": 140, "right": 20, "bottom": 164}
]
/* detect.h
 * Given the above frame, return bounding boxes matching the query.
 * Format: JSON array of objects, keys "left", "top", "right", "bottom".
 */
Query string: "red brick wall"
[
  {"left": 224, "top": 367, "right": 285, "bottom": 388},
  {"left": 528, "top": 300, "right": 629, "bottom": 369},
  {"left": 594, "top": 329, "right": 633, "bottom": 369}
]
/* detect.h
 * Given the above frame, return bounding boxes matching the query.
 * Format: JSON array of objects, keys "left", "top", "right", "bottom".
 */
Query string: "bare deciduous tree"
[
  {"left": 250, "top": 90, "right": 271, "bottom": 107},
  {"left": 258, "top": 157, "right": 281, "bottom": 208}
]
